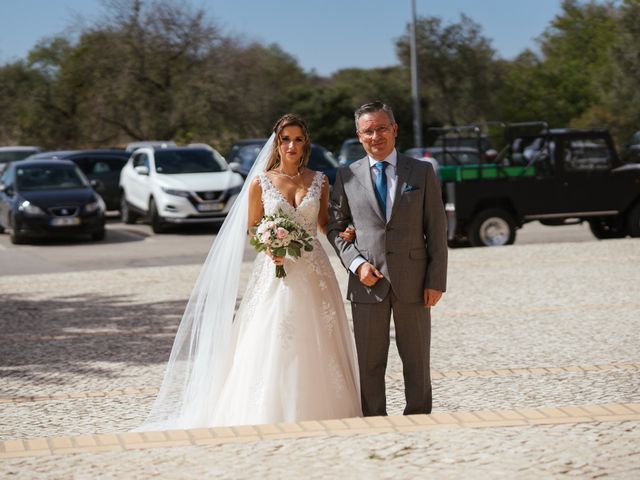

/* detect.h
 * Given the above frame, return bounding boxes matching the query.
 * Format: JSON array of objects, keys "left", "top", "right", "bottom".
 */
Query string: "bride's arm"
[
  {"left": 247, "top": 177, "right": 264, "bottom": 235},
  {"left": 319, "top": 176, "right": 355, "bottom": 241}
]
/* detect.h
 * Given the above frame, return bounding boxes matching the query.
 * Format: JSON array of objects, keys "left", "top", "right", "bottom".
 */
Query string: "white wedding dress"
[{"left": 205, "top": 171, "right": 362, "bottom": 425}]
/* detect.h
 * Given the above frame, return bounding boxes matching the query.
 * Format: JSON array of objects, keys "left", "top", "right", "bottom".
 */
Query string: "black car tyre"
[
  {"left": 120, "top": 195, "right": 138, "bottom": 224},
  {"left": 588, "top": 218, "right": 627, "bottom": 239},
  {"left": 0, "top": 224, "right": 5, "bottom": 234},
  {"left": 9, "top": 227, "right": 26, "bottom": 245},
  {"left": 469, "top": 208, "right": 516, "bottom": 247},
  {"left": 91, "top": 227, "right": 106, "bottom": 241},
  {"left": 627, "top": 203, "right": 640, "bottom": 237},
  {"left": 149, "top": 198, "right": 167, "bottom": 234}
]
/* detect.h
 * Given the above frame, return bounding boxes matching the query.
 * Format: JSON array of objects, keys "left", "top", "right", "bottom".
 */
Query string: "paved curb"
[
  {"left": 2, "top": 362, "right": 637, "bottom": 405},
  {"left": 1, "top": 403, "right": 639, "bottom": 459}
]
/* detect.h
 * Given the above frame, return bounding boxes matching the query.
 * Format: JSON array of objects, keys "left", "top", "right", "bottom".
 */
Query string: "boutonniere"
[{"left": 403, "top": 184, "right": 420, "bottom": 193}]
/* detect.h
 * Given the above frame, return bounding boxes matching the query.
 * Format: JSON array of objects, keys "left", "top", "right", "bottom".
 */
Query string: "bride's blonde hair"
[{"left": 266, "top": 113, "right": 311, "bottom": 172}]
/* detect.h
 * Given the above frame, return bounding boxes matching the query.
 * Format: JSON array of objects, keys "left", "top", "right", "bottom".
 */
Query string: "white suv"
[{"left": 119, "top": 146, "right": 243, "bottom": 233}]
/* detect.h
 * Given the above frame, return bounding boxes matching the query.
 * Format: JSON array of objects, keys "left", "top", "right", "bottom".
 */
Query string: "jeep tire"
[
  {"left": 627, "top": 203, "right": 640, "bottom": 237},
  {"left": 469, "top": 208, "right": 516, "bottom": 247},
  {"left": 589, "top": 217, "right": 627, "bottom": 239}
]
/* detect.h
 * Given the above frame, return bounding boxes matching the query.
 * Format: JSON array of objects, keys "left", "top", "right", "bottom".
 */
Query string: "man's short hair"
[{"left": 354, "top": 101, "right": 396, "bottom": 130}]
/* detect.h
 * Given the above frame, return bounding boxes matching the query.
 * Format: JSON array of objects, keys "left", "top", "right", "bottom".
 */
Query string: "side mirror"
[
  {"left": 90, "top": 179, "right": 104, "bottom": 190},
  {"left": 229, "top": 163, "right": 243, "bottom": 174},
  {"left": 0, "top": 183, "right": 13, "bottom": 196},
  {"left": 134, "top": 165, "right": 149, "bottom": 176}
]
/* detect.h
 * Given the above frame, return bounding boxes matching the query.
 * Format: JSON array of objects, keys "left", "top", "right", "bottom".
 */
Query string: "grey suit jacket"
[{"left": 328, "top": 153, "right": 448, "bottom": 304}]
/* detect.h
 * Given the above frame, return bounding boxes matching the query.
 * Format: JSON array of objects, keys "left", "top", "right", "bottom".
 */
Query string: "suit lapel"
[
  {"left": 389, "top": 154, "right": 413, "bottom": 223},
  {"left": 352, "top": 158, "right": 385, "bottom": 223}
]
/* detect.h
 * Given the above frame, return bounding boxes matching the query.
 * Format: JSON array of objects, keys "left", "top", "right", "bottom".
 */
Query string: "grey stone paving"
[
  {"left": 0, "top": 238, "right": 639, "bottom": 476},
  {"left": 2, "top": 421, "right": 639, "bottom": 479},
  {"left": 2, "top": 368, "right": 638, "bottom": 441}
]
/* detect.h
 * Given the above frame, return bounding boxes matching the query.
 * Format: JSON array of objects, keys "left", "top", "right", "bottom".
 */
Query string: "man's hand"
[
  {"left": 356, "top": 262, "right": 384, "bottom": 287},
  {"left": 423, "top": 288, "right": 442, "bottom": 308}
]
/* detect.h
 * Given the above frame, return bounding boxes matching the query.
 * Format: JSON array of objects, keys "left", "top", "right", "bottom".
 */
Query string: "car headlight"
[
  {"left": 19, "top": 200, "right": 45, "bottom": 215},
  {"left": 162, "top": 187, "right": 191, "bottom": 198},
  {"left": 85, "top": 198, "right": 105, "bottom": 213}
]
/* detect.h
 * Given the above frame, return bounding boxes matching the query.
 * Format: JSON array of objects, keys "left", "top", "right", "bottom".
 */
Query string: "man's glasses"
[{"left": 358, "top": 125, "right": 393, "bottom": 139}]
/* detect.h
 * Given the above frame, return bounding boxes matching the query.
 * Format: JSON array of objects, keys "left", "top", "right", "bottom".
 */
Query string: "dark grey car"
[{"left": 28, "top": 150, "right": 130, "bottom": 210}]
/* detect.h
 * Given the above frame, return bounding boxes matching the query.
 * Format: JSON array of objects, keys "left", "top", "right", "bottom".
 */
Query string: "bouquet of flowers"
[{"left": 250, "top": 209, "right": 314, "bottom": 278}]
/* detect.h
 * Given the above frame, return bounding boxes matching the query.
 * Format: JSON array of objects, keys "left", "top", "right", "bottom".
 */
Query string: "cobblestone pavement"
[
  {"left": 2, "top": 421, "right": 639, "bottom": 479},
  {"left": 1, "top": 238, "right": 639, "bottom": 477}
]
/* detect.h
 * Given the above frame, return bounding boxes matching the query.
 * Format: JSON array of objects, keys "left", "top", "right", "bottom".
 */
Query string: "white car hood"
[{"left": 155, "top": 170, "right": 242, "bottom": 191}]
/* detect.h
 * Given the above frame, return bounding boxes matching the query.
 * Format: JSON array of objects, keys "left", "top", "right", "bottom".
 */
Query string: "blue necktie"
[{"left": 373, "top": 161, "right": 388, "bottom": 219}]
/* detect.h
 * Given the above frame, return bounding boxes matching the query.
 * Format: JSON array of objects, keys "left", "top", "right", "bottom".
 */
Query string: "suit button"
[
  {"left": 386, "top": 251, "right": 393, "bottom": 255},
  {"left": 386, "top": 226, "right": 393, "bottom": 232}
]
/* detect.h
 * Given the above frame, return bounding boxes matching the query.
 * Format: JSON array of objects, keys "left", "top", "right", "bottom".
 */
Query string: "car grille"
[
  {"left": 193, "top": 190, "right": 224, "bottom": 202},
  {"left": 50, "top": 206, "right": 79, "bottom": 216}
]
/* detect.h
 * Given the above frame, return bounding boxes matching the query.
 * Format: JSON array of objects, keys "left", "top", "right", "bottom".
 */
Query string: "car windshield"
[
  {"left": 437, "top": 150, "right": 481, "bottom": 165},
  {"left": 155, "top": 149, "right": 227, "bottom": 174},
  {"left": 435, "top": 136, "right": 491, "bottom": 151},
  {"left": 229, "top": 143, "right": 265, "bottom": 171},
  {"left": 16, "top": 165, "right": 87, "bottom": 191},
  {"left": 342, "top": 143, "right": 366, "bottom": 161},
  {"left": 309, "top": 147, "right": 339, "bottom": 170},
  {"left": 0, "top": 150, "right": 39, "bottom": 164}
]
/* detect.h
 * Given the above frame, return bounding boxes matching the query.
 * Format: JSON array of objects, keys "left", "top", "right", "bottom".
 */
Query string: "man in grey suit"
[{"left": 328, "top": 101, "right": 448, "bottom": 416}]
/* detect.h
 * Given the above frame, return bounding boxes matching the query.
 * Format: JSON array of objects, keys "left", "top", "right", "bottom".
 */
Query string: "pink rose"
[
  {"left": 276, "top": 227, "right": 289, "bottom": 239},
  {"left": 261, "top": 231, "right": 271, "bottom": 243}
]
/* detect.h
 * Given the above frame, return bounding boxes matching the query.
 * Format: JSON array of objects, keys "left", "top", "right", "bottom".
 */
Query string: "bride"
[{"left": 140, "top": 114, "right": 361, "bottom": 430}]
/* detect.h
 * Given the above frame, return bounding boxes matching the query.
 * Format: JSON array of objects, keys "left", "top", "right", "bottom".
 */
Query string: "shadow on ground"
[{"left": 0, "top": 293, "right": 184, "bottom": 388}]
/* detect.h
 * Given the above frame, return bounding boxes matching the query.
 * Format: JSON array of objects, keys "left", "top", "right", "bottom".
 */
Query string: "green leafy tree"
[
  {"left": 290, "top": 66, "right": 412, "bottom": 152},
  {"left": 598, "top": 0, "right": 640, "bottom": 143},
  {"left": 395, "top": 14, "right": 500, "bottom": 128},
  {"left": 497, "top": 0, "right": 618, "bottom": 128}
]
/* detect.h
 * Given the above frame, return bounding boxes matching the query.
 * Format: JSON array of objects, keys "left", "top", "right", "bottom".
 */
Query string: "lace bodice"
[{"left": 259, "top": 171, "right": 324, "bottom": 237}]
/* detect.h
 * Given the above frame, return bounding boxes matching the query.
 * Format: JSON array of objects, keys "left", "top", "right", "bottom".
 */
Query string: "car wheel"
[
  {"left": 149, "top": 198, "right": 166, "bottom": 233},
  {"left": 468, "top": 208, "right": 516, "bottom": 247},
  {"left": 91, "top": 228, "right": 106, "bottom": 241},
  {"left": 9, "top": 227, "right": 26, "bottom": 245},
  {"left": 120, "top": 195, "right": 138, "bottom": 224},
  {"left": 627, "top": 203, "right": 640, "bottom": 237},
  {"left": 588, "top": 218, "right": 627, "bottom": 239},
  {"left": 0, "top": 223, "right": 5, "bottom": 234}
]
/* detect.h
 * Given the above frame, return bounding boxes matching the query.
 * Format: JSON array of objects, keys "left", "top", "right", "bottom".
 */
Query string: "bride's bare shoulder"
[{"left": 249, "top": 176, "right": 262, "bottom": 196}]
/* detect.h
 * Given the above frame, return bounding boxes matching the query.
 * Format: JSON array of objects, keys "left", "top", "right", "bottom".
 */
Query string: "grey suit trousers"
[{"left": 351, "top": 289, "right": 432, "bottom": 416}]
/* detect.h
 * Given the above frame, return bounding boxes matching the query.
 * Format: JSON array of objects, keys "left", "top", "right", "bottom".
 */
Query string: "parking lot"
[
  {"left": 0, "top": 217, "right": 596, "bottom": 275},
  {"left": 1, "top": 222, "right": 638, "bottom": 478}
]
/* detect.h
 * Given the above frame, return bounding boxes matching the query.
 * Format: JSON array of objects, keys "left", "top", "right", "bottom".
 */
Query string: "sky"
[{"left": 0, "top": 0, "right": 564, "bottom": 76}]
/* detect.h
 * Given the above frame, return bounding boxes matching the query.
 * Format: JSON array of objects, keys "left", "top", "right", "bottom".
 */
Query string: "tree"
[
  {"left": 496, "top": 0, "right": 618, "bottom": 128},
  {"left": 289, "top": 66, "right": 412, "bottom": 152},
  {"left": 395, "top": 14, "right": 500, "bottom": 128},
  {"left": 598, "top": 0, "right": 640, "bottom": 143}
]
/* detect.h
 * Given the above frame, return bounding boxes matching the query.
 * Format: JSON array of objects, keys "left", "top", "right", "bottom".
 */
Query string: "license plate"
[
  {"left": 197, "top": 202, "right": 224, "bottom": 212},
  {"left": 50, "top": 217, "right": 81, "bottom": 226}
]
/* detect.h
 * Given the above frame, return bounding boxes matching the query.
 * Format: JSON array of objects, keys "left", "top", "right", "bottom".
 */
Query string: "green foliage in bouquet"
[{"left": 250, "top": 208, "right": 314, "bottom": 277}]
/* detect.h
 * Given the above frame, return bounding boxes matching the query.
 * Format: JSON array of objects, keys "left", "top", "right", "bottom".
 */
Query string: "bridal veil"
[{"left": 139, "top": 134, "right": 275, "bottom": 430}]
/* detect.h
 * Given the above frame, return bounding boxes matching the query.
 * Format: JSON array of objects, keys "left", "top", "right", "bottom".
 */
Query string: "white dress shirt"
[{"left": 348, "top": 149, "right": 398, "bottom": 274}]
